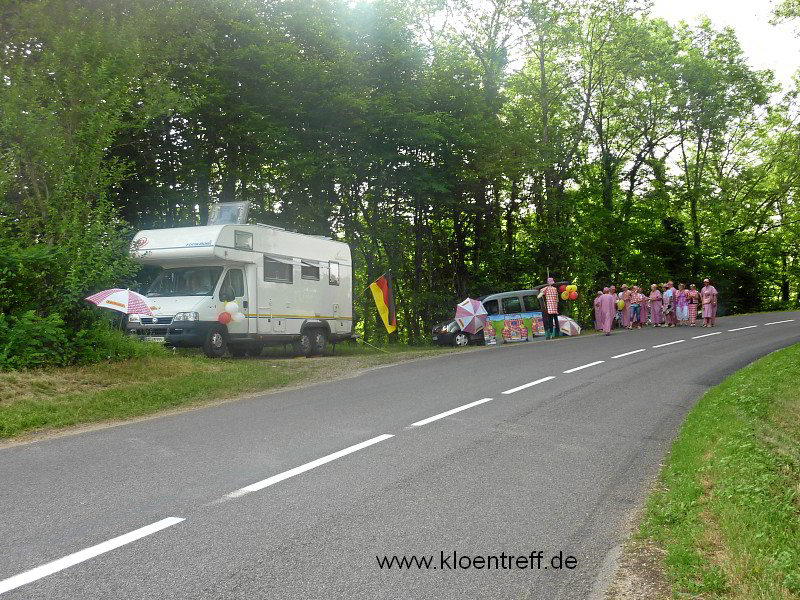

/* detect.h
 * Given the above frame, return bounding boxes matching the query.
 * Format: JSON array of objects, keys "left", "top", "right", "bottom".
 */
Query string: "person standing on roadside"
[
  {"left": 610, "top": 285, "right": 618, "bottom": 329},
  {"left": 701, "top": 278, "right": 718, "bottom": 327},
  {"left": 649, "top": 284, "right": 663, "bottom": 327},
  {"left": 599, "top": 287, "right": 616, "bottom": 336},
  {"left": 594, "top": 291, "right": 603, "bottom": 330},
  {"left": 539, "top": 277, "right": 561, "bottom": 339},
  {"left": 621, "top": 284, "right": 632, "bottom": 329},
  {"left": 630, "top": 286, "right": 643, "bottom": 329},
  {"left": 687, "top": 283, "right": 699, "bottom": 327},
  {"left": 676, "top": 283, "right": 688, "bottom": 325},
  {"left": 663, "top": 281, "right": 676, "bottom": 327}
]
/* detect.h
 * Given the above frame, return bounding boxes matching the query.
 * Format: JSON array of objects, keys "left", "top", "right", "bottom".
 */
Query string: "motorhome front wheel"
[{"left": 203, "top": 327, "right": 228, "bottom": 359}]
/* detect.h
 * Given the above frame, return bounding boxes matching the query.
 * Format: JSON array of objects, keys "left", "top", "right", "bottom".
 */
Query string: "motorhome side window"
[
  {"left": 329, "top": 262, "right": 339, "bottom": 286},
  {"left": 264, "top": 255, "right": 293, "bottom": 284},
  {"left": 301, "top": 260, "right": 320, "bottom": 281}
]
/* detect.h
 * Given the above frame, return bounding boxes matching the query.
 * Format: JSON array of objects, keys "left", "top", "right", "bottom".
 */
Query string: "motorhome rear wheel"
[
  {"left": 293, "top": 332, "right": 312, "bottom": 357},
  {"left": 311, "top": 330, "right": 328, "bottom": 354}
]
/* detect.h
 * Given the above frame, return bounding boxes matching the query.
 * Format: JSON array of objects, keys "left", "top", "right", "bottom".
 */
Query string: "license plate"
[
  {"left": 432, "top": 335, "right": 438, "bottom": 341},
  {"left": 143, "top": 336, "right": 165, "bottom": 343}
]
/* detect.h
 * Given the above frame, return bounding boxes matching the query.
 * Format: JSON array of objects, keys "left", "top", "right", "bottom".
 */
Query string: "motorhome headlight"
[
  {"left": 173, "top": 312, "right": 199, "bottom": 321},
  {"left": 128, "top": 314, "right": 141, "bottom": 323}
]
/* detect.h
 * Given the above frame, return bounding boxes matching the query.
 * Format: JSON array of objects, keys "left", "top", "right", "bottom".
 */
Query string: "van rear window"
[
  {"left": 523, "top": 295, "right": 539, "bottom": 312},
  {"left": 502, "top": 296, "right": 522, "bottom": 314}
]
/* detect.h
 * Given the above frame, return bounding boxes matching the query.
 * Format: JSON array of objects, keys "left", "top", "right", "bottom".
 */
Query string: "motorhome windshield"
[{"left": 147, "top": 267, "right": 223, "bottom": 297}]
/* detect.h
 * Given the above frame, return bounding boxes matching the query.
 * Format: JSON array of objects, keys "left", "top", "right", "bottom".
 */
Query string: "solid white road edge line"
[
  {"left": 232, "top": 434, "right": 395, "bottom": 496},
  {"left": 610, "top": 349, "right": 646, "bottom": 359},
  {"left": 764, "top": 319, "right": 794, "bottom": 325},
  {"left": 692, "top": 332, "right": 721, "bottom": 339},
  {"left": 502, "top": 376, "right": 556, "bottom": 395},
  {"left": 410, "top": 398, "right": 493, "bottom": 427},
  {"left": 728, "top": 325, "right": 758, "bottom": 332},
  {"left": 0, "top": 517, "right": 184, "bottom": 596},
  {"left": 563, "top": 360, "right": 605, "bottom": 374},
  {"left": 652, "top": 340, "right": 685, "bottom": 348}
]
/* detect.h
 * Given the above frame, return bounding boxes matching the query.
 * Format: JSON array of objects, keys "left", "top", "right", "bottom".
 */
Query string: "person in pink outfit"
[
  {"left": 621, "top": 284, "right": 632, "bottom": 329},
  {"left": 594, "top": 291, "right": 603, "bottom": 330},
  {"left": 649, "top": 284, "right": 663, "bottom": 326},
  {"left": 687, "top": 284, "right": 699, "bottom": 326},
  {"left": 599, "top": 287, "right": 617, "bottom": 335},
  {"left": 701, "top": 278, "right": 718, "bottom": 327}
]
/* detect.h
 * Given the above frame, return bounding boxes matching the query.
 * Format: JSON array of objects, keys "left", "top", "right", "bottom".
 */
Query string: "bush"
[
  {"left": 0, "top": 311, "right": 70, "bottom": 369},
  {"left": 70, "top": 318, "right": 167, "bottom": 365},
  {"left": 0, "top": 310, "right": 166, "bottom": 371}
]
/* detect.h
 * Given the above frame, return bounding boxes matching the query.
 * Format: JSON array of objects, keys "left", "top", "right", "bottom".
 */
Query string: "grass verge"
[
  {"left": 638, "top": 342, "right": 800, "bottom": 599},
  {"left": 0, "top": 342, "right": 461, "bottom": 441}
]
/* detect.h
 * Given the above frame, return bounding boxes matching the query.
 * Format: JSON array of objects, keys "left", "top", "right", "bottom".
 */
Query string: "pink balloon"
[
  {"left": 218, "top": 311, "right": 232, "bottom": 325},
  {"left": 569, "top": 291, "right": 578, "bottom": 300}
]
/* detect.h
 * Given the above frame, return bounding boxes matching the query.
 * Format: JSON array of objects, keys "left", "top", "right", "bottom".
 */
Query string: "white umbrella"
[
  {"left": 455, "top": 297, "right": 488, "bottom": 334},
  {"left": 557, "top": 315, "right": 581, "bottom": 336},
  {"left": 85, "top": 289, "right": 155, "bottom": 316}
]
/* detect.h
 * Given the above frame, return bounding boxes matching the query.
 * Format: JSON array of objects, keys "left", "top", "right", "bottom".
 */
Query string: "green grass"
[
  {"left": 0, "top": 341, "right": 460, "bottom": 440},
  {"left": 640, "top": 343, "right": 800, "bottom": 599}
]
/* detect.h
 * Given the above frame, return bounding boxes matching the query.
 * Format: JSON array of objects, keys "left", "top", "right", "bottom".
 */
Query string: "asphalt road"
[{"left": 1, "top": 311, "right": 798, "bottom": 599}]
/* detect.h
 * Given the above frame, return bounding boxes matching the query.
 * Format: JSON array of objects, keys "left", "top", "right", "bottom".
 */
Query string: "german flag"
[{"left": 369, "top": 271, "right": 397, "bottom": 334}]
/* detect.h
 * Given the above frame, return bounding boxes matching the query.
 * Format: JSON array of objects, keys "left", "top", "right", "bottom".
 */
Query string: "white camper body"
[{"left": 127, "top": 224, "right": 353, "bottom": 357}]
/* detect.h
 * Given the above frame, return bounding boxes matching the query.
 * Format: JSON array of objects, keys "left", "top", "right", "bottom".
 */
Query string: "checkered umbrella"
[
  {"left": 557, "top": 315, "right": 581, "bottom": 336},
  {"left": 455, "top": 297, "right": 488, "bottom": 334},
  {"left": 85, "top": 289, "right": 154, "bottom": 316}
]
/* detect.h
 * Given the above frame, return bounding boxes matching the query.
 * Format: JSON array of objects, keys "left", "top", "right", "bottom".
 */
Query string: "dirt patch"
[{"left": 604, "top": 534, "right": 672, "bottom": 600}]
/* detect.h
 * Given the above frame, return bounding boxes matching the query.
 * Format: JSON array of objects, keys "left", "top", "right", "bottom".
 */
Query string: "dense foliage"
[{"left": 1, "top": 0, "right": 798, "bottom": 364}]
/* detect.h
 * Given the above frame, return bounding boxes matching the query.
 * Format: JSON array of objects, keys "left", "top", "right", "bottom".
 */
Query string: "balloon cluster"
[
  {"left": 218, "top": 301, "right": 246, "bottom": 325},
  {"left": 559, "top": 284, "right": 579, "bottom": 301}
]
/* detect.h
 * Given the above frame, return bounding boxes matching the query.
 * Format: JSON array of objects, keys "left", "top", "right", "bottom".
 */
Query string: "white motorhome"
[{"left": 127, "top": 223, "right": 353, "bottom": 357}]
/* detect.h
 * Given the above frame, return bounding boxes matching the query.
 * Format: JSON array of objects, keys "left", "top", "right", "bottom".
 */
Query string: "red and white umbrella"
[
  {"left": 85, "top": 289, "right": 154, "bottom": 316},
  {"left": 455, "top": 297, "right": 488, "bottom": 334},
  {"left": 557, "top": 315, "right": 582, "bottom": 336}
]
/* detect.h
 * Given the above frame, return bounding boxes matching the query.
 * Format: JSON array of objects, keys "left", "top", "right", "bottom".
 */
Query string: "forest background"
[{"left": 1, "top": 0, "right": 799, "bottom": 367}]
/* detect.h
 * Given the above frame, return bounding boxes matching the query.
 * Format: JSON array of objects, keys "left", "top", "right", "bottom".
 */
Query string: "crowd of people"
[
  {"left": 534, "top": 277, "right": 719, "bottom": 339},
  {"left": 593, "top": 279, "right": 719, "bottom": 335}
]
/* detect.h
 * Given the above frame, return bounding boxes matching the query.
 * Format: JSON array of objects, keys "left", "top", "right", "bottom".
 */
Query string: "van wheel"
[
  {"left": 453, "top": 332, "right": 470, "bottom": 347},
  {"left": 229, "top": 346, "right": 247, "bottom": 358},
  {"left": 203, "top": 327, "right": 227, "bottom": 358},
  {"left": 247, "top": 345, "right": 263, "bottom": 357},
  {"left": 311, "top": 330, "right": 328, "bottom": 355},
  {"left": 292, "top": 332, "right": 312, "bottom": 357}
]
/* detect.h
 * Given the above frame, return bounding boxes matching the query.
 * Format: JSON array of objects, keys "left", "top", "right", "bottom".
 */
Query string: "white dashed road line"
[
  {"left": 728, "top": 325, "right": 758, "bottom": 332},
  {"left": 230, "top": 434, "right": 394, "bottom": 497},
  {"left": 0, "top": 517, "right": 185, "bottom": 596},
  {"left": 610, "top": 349, "right": 646, "bottom": 359},
  {"left": 692, "top": 332, "right": 721, "bottom": 339},
  {"left": 652, "top": 340, "right": 685, "bottom": 348},
  {"left": 410, "top": 399, "right": 493, "bottom": 427},
  {"left": 764, "top": 319, "right": 794, "bottom": 325},
  {"left": 563, "top": 361, "right": 605, "bottom": 374},
  {"left": 502, "top": 376, "right": 556, "bottom": 395}
]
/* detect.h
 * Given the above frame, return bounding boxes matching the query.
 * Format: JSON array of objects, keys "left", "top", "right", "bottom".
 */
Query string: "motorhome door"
[{"left": 219, "top": 267, "right": 249, "bottom": 336}]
